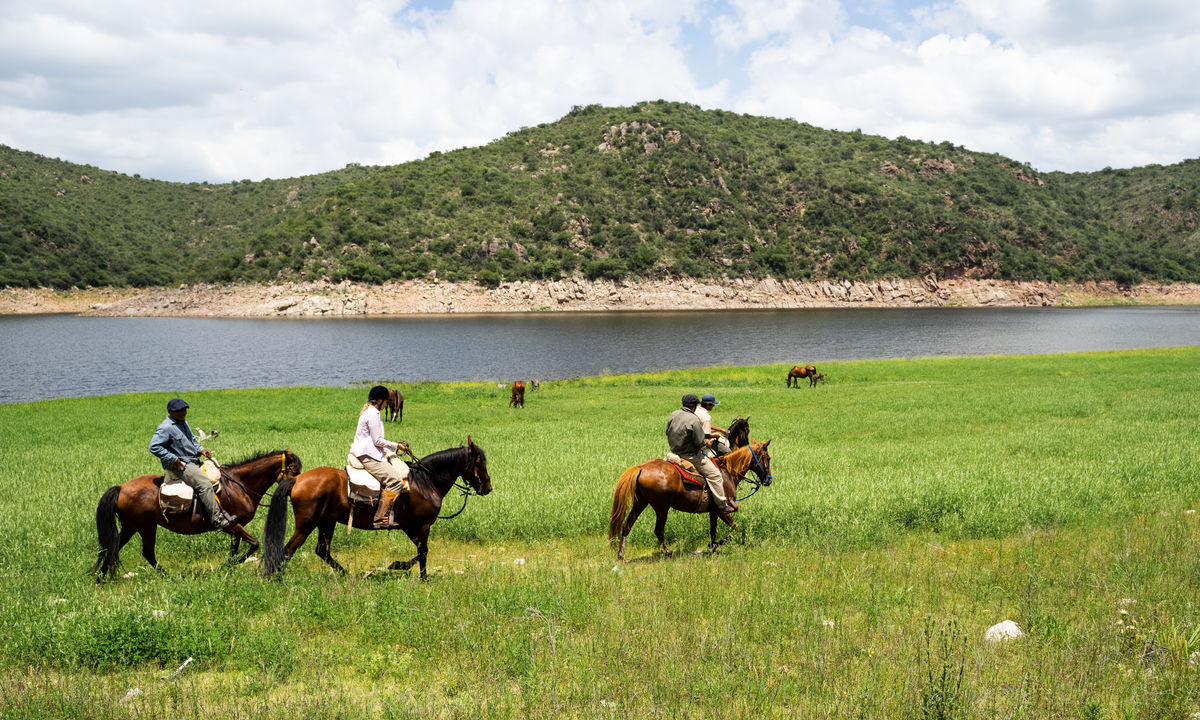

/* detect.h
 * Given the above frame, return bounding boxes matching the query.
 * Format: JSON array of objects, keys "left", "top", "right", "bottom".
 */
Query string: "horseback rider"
[
  {"left": 149, "top": 398, "right": 234, "bottom": 530},
  {"left": 666, "top": 393, "right": 737, "bottom": 515},
  {"left": 696, "top": 393, "right": 731, "bottom": 457},
  {"left": 352, "top": 385, "right": 411, "bottom": 529}
]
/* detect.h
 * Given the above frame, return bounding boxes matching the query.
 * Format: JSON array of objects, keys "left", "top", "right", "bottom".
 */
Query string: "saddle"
[
  {"left": 158, "top": 459, "right": 224, "bottom": 516},
  {"left": 345, "top": 453, "right": 411, "bottom": 504},
  {"left": 346, "top": 454, "right": 381, "bottom": 504},
  {"left": 664, "top": 453, "right": 706, "bottom": 487}
]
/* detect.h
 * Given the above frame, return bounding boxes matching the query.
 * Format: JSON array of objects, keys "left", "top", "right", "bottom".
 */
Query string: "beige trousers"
[
  {"left": 359, "top": 455, "right": 408, "bottom": 494},
  {"left": 678, "top": 451, "right": 727, "bottom": 506},
  {"left": 164, "top": 462, "right": 222, "bottom": 523}
]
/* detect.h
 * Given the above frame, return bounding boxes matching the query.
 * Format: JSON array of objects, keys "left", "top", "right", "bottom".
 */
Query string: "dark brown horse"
[
  {"left": 725, "top": 416, "right": 750, "bottom": 450},
  {"left": 94, "top": 450, "right": 302, "bottom": 580},
  {"left": 260, "top": 439, "right": 492, "bottom": 579},
  {"left": 787, "top": 365, "right": 822, "bottom": 388},
  {"left": 386, "top": 388, "right": 404, "bottom": 423},
  {"left": 608, "top": 441, "right": 773, "bottom": 561},
  {"left": 510, "top": 381, "right": 525, "bottom": 408}
]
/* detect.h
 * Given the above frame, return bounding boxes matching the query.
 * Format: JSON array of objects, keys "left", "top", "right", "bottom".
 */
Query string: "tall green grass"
[{"left": 0, "top": 348, "right": 1197, "bottom": 718}]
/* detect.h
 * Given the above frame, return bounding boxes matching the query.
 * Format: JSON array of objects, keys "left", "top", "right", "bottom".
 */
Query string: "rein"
[
  {"left": 222, "top": 451, "right": 291, "bottom": 504},
  {"left": 404, "top": 447, "right": 478, "bottom": 520},
  {"left": 732, "top": 445, "right": 772, "bottom": 503}
]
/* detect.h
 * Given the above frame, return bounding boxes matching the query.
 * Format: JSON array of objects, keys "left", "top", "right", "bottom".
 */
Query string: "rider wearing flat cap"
[
  {"left": 149, "top": 398, "right": 234, "bottom": 530},
  {"left": 666, "top": 393, "right": 737, "bottom": 515}
]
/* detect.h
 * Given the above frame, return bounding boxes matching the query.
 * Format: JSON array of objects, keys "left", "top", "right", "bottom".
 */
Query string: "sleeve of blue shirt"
[{"left": 149, "top": 419, "right": 185, "bottom": 470}]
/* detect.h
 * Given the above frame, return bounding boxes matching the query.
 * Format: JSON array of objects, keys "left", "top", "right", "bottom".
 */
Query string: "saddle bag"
[{"left": 159, "top": 482, "right": 194, "bottom": 515}]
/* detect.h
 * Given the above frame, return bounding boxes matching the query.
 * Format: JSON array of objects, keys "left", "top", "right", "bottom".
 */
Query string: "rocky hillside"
[{"left": 2, "top": 101, "right": 1198, "bottom": 289}]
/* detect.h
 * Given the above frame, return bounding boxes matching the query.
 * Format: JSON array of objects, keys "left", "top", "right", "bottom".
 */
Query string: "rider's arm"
[
  {"left": 149, "top": 423, "right": 179, "bottom": 470},
  {"left": 366, "top": 408, "right": 398, "bottom": 453}
]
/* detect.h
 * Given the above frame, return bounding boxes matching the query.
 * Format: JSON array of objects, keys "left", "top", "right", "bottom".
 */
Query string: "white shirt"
[
  {"left": 349, "top": 404, "right": 397, "bottom": 461},
  {"left": 694, "top": 405, "right": 713, "bottom": 435}
]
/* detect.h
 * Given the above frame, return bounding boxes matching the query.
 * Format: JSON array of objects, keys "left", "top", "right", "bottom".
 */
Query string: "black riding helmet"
[{"left": 369, "top": 385, "right": 389, "bottom": 403}]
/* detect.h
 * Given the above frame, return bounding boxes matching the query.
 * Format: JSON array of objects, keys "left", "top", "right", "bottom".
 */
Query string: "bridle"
[
  {"left": 732, "top": 443, "right": 773, "bottom": 502},
  {"left": 221, "top": 450, "right": 294, "bottom": 502},
  {"left": 401, "top": 445, "right": 488, "bottom": 520}
]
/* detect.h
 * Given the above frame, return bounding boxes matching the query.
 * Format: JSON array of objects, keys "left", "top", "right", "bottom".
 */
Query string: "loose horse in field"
[
  {"left": 608, "top": 440, "right": 773, "bottom": 562},
  {"left": 386, "top": 388, "right": 404, "bottom": 423},
  {"left": 260, "top": 439, "right": 492, "bottom": 579},
  {"left": 510, "top": 381, "right": 525, "bottom": 408},
  {"left": 94, "top": 450, "right": 302, "bottom": 580},
  {"left": 787, "top": 365, "right": 822, "bottom": 388}
]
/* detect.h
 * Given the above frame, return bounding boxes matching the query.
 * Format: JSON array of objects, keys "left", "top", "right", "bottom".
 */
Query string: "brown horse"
[
  {"left": 787, "top": 365, "right": 822, "bottom": 388},
  {"left": 386, "top": 388, "right": 404, "bottom": 423},
  {"left": 725, "top": 416, "right": 750, "bottom": 450},
  {"left": 608, "top": 440, "right": 773, "bottom": 561},
  {"left": 94, "top": 450, "right": 302, "bottom": 580},
  {"left": 510, "top": 381, "right": 525, "bottom": 408},
  {"left": 260, "top": 439, "right": 492, "bottom": 579}
]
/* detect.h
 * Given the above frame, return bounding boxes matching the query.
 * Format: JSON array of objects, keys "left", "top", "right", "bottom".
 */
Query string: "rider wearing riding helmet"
[
  {"left": 351, "top": 385, "right": 411, "bottom": 529},
  {"left": 695, "top": 393, "right": 731, "bottom": 457}
]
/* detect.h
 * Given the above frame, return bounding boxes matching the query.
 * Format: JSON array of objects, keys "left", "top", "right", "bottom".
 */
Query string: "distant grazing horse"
[
  {"left": 94, "top": 450, "right": 302, "bottom": 580},
  {"left": 531, "top": 379, "right": 540, "bottom": 392},
  {"left": 510, "top": 381, "right": 525, "bottom": 408},
  {"left": 261, "top": 439, "right": 492, "bottom": 580},
  {"left": 787, "top": 365, "right": 822, "bottom": 388},
  {"left": 386, "top": 388, "right": 404, "bottom": 423},
  {"left": 608, "top": 441, "right": 772, "bottom": 561}
]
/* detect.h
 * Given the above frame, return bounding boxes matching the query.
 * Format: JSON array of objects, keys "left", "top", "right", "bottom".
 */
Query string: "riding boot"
[{"left": 373, "top": 490, "right": 400, "bottom": 529}]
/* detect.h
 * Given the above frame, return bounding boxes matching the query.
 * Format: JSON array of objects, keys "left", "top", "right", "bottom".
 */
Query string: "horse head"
[
  {"left": 727, "top": 416, "right": 750, "bottom": 449},
  {"left": 464, "top": 436, "right": 493, "bottom": 496},
  {"left": 749, "top": 440, "right": 772, "bottom": 486}
]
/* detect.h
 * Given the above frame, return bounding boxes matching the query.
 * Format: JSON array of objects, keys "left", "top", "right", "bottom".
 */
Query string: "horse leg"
[
  {"left": 223, "top": 524, "right": 259, "bottom": 564},
  {"left": 138, "top": 527, "right": 162, "bottom": 572},
  {"left": 389, "top": 524, "right": 432, "bottom": 579},
  {"left": 313, "top": 520, "right": 346, "bottom": 575},
  {"left": 618, "top": 496, "right": 649, "bottom": 563},
  {"left": 652, "top": 506, "right": 672, "bottom": 558}
]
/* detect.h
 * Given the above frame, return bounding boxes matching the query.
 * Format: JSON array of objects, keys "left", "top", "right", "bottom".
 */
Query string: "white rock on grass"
[{"left": 984, "top": 620, "right": 1023, "bottom": 642}]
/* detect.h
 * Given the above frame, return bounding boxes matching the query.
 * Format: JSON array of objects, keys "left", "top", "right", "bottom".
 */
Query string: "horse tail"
[
  {"left": 260, "top": 476, "right": 294, "bottom": 578},
  {"left": 608, "top": 465, "right": 641, "bottom": 544},
  {"left": 94, "top": 485, "right": 122, "bottom": 579},
  {"left": 397, "top": 398, "right": 403, "bottom": 425}
]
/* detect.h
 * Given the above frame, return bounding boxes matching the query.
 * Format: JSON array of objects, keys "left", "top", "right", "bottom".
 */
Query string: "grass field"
[{"left": 0, "top": 348, "right": 1198, "bottom": 718}]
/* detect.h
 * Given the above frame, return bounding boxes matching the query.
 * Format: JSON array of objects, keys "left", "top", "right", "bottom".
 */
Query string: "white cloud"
[{"left": 0, "top": 0, "right": 1197, "bottom": 181}]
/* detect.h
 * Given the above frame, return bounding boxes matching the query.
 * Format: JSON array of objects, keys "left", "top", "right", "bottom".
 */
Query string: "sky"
[{"left": 2, "top": 0, "right": 1198, "bottom": 183}]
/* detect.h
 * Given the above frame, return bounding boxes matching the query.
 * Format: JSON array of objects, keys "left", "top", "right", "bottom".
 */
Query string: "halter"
[{"left": 734, "top": 444, "right": 772, "bottom": 503}]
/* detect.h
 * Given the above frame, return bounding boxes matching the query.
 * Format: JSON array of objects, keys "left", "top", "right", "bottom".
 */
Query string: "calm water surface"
[{"left": 2, "top": 307, "right": 1198, "bottom": 404}]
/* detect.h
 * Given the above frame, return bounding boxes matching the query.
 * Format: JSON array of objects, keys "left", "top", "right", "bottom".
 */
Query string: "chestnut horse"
[
  {"left": 260, "top": 439, "right": 492, "bottom": 579},
  {"left": 94, "top": 450, "right": 302, "bottom": 580},
  {"left": 608, "top": 440, "right": 773, "bottom": 561},
  {"left": 386, "top": 388, "right": 404, "bottom": 423},
  {"left": 510, "top": 381, "right": 525, "bottom": 408},
  {"left": 787, "top": 365, "right": 822, "bottom": 388}
]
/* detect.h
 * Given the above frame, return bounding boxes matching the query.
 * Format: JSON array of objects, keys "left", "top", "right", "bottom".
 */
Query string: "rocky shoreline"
[{"left": 3, "top": 277, "right": 1199, "bottom": 317}]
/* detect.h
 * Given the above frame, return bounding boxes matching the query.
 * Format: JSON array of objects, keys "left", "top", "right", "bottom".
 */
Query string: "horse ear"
[
  {"left": 467, "top": 435, "right": 474, "bottom": 447},
  {"left": 764, "top": 439, "right": 771, "bottom": 447}
]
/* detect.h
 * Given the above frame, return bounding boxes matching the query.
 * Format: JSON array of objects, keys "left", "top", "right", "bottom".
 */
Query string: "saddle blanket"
[
  {"left": 664, "top": 453, "right": 705, "bottom": 487},
  {"left": 159, "top": 460, "right": 223, "bottom": 515}
]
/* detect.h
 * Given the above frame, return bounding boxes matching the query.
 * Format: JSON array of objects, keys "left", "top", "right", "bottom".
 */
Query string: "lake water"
[{"left": 1, "top": 306, "right": 1198, "bottom": 404}]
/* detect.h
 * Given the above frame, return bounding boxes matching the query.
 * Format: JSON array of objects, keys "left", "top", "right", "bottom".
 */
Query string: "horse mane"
[
  {"left": 227, "top": 449, "right": 291, "bottom": 468},
  {"left": 408, "top": 446, "right": 474, "bottom": 492}
]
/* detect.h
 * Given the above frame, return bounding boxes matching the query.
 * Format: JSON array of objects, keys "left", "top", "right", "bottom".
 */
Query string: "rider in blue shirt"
[{"left": 150, "top": 398, "right": 232, "bottom": 530}]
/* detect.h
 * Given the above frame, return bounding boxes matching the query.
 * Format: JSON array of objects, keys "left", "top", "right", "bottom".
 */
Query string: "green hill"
[{"left": 3, "top": 101, "right": 1198, "bottom": 288}]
